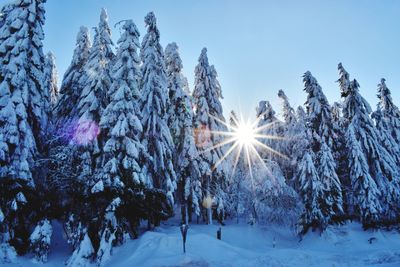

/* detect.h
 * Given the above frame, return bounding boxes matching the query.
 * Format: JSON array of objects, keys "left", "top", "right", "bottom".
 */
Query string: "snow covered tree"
[
  {"left": 303, "top": 71, "right": 335, "bottom": 148},
  {"left": 99, "top": 19, "right": 147, "bottom": 191},
  {"left": 66, "top": 232, "right": 94, "bottom": 267},
  {"left": 277, "top": 90, "right": 300, "bottom": 181},
  {"left": 55, "top": 26, "right": 91, "bottom": 125},
  {"left": 346, "top": 124, "right": 381, "bottom": 226},
  {"left": 164, "top": 42, "right": 203, "bottom": 224},
  {"left": 29, "top": 219, "right": 52, "bottom": 263},
  {"left": 253, "top": 160, "right": 302, "bottom": 227},
  {"left": 140, "top": 12, "right": 177, "bottom": 213},
  {"left": 192, "top": 48, "right": 228, "bottom": 224},
  {"left": 0, "top": 0, "right": 48, "bottom": 254},
  {"left": 372, "top": 79, "right": 400, "bottom": 165},
  {"left": 317, "top": 142, "right": 343, "bottom": 221},
  {"left": 165, "top": 42, "right": 190, "bottom": 143},
  {"left": 297, "top": 151, "right": 327, "bottom": 235},
  {"left": 43, "top": 52, "right": 59, "bottom": 108},
  {"left": 338, "top": 64, "right": 400, "bottom": 225},
  {"left": 75, "top": 8, "right": 114, "bottom": 186},
  {"left": 255, "top": 101, "right": 284, "bottom": 161},
  {"left": 278, "top": 89, "right": 297, "bottom": 126},
  {"left": 303, "top": 71, "right": 343, "bottom": 221}
]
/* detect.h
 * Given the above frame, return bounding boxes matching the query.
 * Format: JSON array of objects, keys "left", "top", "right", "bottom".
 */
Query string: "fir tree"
[
  {"left": 303, "top": 71, "right": 343, "bottom": 221},
  {"left": 192, "top": 48, "right": 228, "bottom": 224},
  {"left": 140, "top": 12, "right": 177, "bottom": 210},
  {"left": 164, "top": 42, "right": 202, "bottom": 223},
  {"left": 338, "top": 64, "right": 400, "bottom": 225},
  {"left": 0, "top": 0, "right": 48, "bottom": 254},
  {"left": 75, "top": 8, "right": 114, "bottom": 186},
  {"left": 255, "top": 101, "right": 283, "bottom": 161},
  {"left": 372, "top": 79, "right": 400, "bottom": 165},
  {"left": 43, "top": 52, "right": 59, "bottom": 108},
  {"left": 55, "top": 26, "right": 91, "bottom": 125},
  {"left": 297, "top": 151, "right": 327, "bottom": 235}
]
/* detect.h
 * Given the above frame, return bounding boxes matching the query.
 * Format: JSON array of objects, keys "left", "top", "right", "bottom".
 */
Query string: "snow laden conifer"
[
  {"left": 0, "top": 0, "right": 48, "bottom": 254},
  {"left": 303, "top": 71, "right": 343, "bottom": 222},
  {"left": 75, "top": 8, "right": 114, "bottom": 187},
  {"left": 193, "top": 48, "right": 228, "bottom": 224},
  {"left": 140, "top": 12, "right": 177, "bottom": 210},
  {"left": 43, "top": 52, "right": 59, "bottom": 108},
  {"left": 338, "top": 64, "right": 400, "bottom": 226},
  {"left": 255, "top": 101, "right": 283, "bottom": 161},
  {"left": 165, "top": 42, "right": 203, "bottom": 224},
  {"left": 372, "top": 79, "right": 400, "bottom": 165},
  {"left": 277, "top": 90, "right": 299, "bottom": 180},
  {"left": 55, "top": 26, "right": 91, "bottom": 125},
  {"left": 165, "top": 42, "right": 190, "bottom": 143},
  {"left": 96, "top": 21, "right": 152, "bottom": 251},
  {"left": 99, "top": 20, "right": 147, "bottom": 190},
  {"left": 29, "top": 219, "right": 52, "bottom": 263},
  {"left": 297, "top": 150, "right": 327, "bottom": 235}
]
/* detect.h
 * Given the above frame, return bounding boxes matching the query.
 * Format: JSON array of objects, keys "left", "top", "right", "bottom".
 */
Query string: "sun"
[
  {"left": 201, "top": 111, "right": 288, "bottom": 181},
  {"left": 235, "top": 121, "right": 256, "bottom": 147}
]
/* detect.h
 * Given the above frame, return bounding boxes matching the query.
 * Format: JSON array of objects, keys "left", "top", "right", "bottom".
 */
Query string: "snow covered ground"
[{"left": 7, "top": 219, "right": 400, "bottom": 267}]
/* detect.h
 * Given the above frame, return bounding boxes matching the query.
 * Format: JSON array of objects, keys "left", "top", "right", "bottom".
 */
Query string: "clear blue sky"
[{"left": 2, "top": 0, "right": 400, "bottom": 118}]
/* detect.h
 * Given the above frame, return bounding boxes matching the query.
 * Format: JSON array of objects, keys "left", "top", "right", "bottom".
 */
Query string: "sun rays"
[{"left": 200, "top": 111, "right": 288, "bottom": 182}]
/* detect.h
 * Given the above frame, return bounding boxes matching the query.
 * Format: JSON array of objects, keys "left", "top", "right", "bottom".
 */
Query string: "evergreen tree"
[
  {"left": 317, "top": 141, "right": 344, "bottom": 221},
  {"left": 277, "top": 90, "right": 300, "bottom": 180},
  {"left": 278, "top": 89, "right": 296, "bottom": 126},
  {"left": 140, "top": 12, "right": 177, "bottom": 210},
  {"left": 164, "top": 42, "right": 203, "bottom": 224},
  {"left": 0, "top": 0, "right": 48, "bottom": 254},
  {"left": 303, "top": 71, "right": 335, "bottom": 148},
  {"left": 376, "top": 78, "right": 400, "bottom": 144},
  {"left": 303, "top": 71, "right": 343, "bottom": 221},
  {"left": 165, "top": 42, "right": 190, "bottom": 144},
  {"left": 55, "top": 26, "right": 91, "bottom": 125},
  {"left": 75, "top": 8, "right": 114, "bottom": 186},
  {"left": 29, "top": 219, "right": 52, "bottom": 263},
  {"left": 346, "top": 124, "right": 381, "bottom": 226},
  {"left": 43, "top": 52, "right": 59, "bottom": 108},
  {"left": 297, "top": 151, "right": 327, "bottom": 235},
  {"left": 372, "top": 79, "right": 400, "bottom": 165},
  {"left": 255, "top": 101, "right": 283, "bottom": 161},
  {"left": 338, "top": 64, "right": 400, "bottom": 225},
  {"left": 192, "top": 48, "right": 228, "bottom": 224}
]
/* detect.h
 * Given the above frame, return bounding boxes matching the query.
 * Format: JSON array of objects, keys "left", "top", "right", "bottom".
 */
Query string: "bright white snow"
[{"left": 7, "top": 219, "right": 400, "bottom": 267}]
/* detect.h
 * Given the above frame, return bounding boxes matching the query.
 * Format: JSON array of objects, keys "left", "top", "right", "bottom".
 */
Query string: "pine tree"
[
  {"left": 317, "top": 141, "right": 344, "bottom": 220},
  {"left": 338, "top": 64, "right": 400, "bottom": 226},
  {"left": 75, "top": 8, "right": 114, "bottom": 186},
  {"left": 140, "top": 12, "right": 177, "bottom": 210},
  {"left": 277, "top": 90, "right": 300, "bottom": 180},
  {"left": 99, "top": 20, "right": 147, "bottom": 190},
  {"left": 346, "top": 124, "right": 381, "bottom": 226},
  {"left": 278, "top": 89, "right": 297, "bottom": 126},
  {"left": 303, "top": 71, "right": 343, "bottom": 221},
  {"left": 0, "top": 0, "right": 48, "bottom": 254},
  {"left": 43, "top": 52, "right": 59, "bottom": 108},
  {"left": 29, "top": 219, "right": 52, "bottom": 263},
  {"left": 255, "top": 101, "right": 283, "bottom": 161},
  {"left": 372, "top": 79, "right": 400, "bottom": 165},
  {"left": 165, "top": 42, "right": 190, "bottom": 144},
  {"left": 55, "top": 26, "right": 91, "bottom": 125},
  {"left": 297, "top": 151, "right": 326, "bottom": 235},
  {"left": 164, "top": 42, "right": 203, "bottom": 224},
  {"left": 192, "top": 48, "right": 228, "bottom": 224}
]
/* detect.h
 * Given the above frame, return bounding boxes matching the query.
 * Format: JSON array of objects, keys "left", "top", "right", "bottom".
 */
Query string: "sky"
[{"left": 2, "top": 0, "right": 399, "bottom": 119}]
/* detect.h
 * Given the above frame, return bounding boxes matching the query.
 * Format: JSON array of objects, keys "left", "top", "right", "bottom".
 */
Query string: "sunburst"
[{"left": 204, "top": 111, "right": 288, "bottom": 181}]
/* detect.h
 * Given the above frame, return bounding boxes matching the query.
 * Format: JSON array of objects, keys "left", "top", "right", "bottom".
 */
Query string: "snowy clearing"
[{"left": 8, "top": 220, "right": 400, "bottom": 267}]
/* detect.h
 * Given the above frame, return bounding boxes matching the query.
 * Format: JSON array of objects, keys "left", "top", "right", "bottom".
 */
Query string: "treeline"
[{"left": 0, "top": 0, "right": 399, "bottom": 265}]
